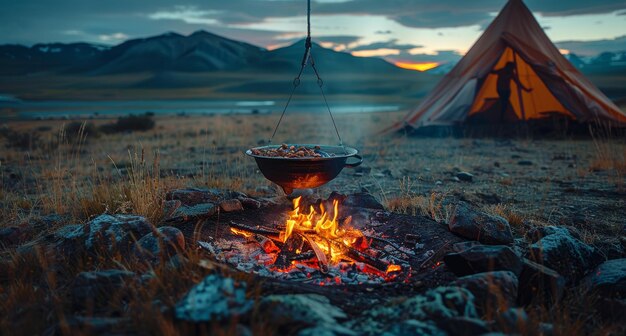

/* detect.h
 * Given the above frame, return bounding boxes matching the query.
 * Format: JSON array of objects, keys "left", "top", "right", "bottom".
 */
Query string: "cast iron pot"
[{"left": 246, "top": 144, "right": 362, "bottom": 195}]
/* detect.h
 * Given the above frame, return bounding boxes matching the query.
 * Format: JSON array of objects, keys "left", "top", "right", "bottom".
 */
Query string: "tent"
[{"left": 385, "top": 0, "right": 626, "bottom": 133}]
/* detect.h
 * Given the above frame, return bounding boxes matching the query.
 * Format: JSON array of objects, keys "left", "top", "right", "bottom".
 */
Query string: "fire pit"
[
  {"left": 246, "top": 144, "right": 362, "bottom": 194},
  {"left": 199, "top": 195, "right": 418, "bottom": 285}
]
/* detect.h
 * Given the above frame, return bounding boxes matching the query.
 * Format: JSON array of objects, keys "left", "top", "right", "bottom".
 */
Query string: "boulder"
[
  {"left": 134, "top": 226, "right": 185, "bottom": 260},
  {"left": 219, "top": 199, "right": 244, "bottom": 212},
  {"left": 54, "top": 214, "right": 153, "bottom": 255},
  {"left": 168, "top": 203, "right": 217, "bottom": 222},
  {"left": 352, "top": 286, "right": 477, "bottom": 334},
  {"left": 175, "top": 274, "right": 252, "bottom": 322},
  {"left": 84, "top": 214, "right": 153, "bottom": 252},
  {"left": 238, "top": 197, "right": 262, "bottom": 209},
  {"left": 581, "top": 258, "right": 626, "bottom": 298},
  {"left": 527, "top": 226, "right": 602, "bottom": 282},
  {"left": 260, "top": 294, "right": 354, "bottom": 336},
  {"left": 454, "top": 271, "right": 519, "bottom": 316},
  {"left": 448, "top": 202, "right": 513, "bottom": 245},
  {"left": 444, "top": 245, "right": 522, "bottom": 276},
  {"left": 517, "top": 258, "right": 565, "bottom": 306}
]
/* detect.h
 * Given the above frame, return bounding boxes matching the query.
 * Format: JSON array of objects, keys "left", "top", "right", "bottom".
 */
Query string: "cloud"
[
  {"left": 98, "top": 33, "right": 129, "bottom": 43},
  {"left": 147, "top": 6, "right": 220, "bottom": 25},
  {"left": 349, "top": 39, "right": 422, "bottom": 52},
  {"left": 0, "top": 0, "right": 624, "bottom": 46},
  {"left": 556, "top": 35, "right": 626, "bottom": 56}
]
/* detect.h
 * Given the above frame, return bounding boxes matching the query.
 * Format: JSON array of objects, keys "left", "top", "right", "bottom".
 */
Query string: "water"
[{"left": 0, "top": 99, "right": 403, "bottom": 120}]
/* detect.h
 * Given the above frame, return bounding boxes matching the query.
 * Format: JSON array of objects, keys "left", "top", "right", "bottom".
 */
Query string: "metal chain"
[
  {"left": 267, "top": 0, "right": 344, "bottom": 149},
  {"left": 311, "top": 56, "right": 345, "bottom": 151}
]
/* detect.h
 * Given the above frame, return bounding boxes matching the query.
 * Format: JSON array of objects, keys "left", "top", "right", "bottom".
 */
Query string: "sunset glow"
[
  {"left": 351, "top": 48, "right": 400, "bottom": 57},
  {"left": 395, "top": 61, "right": 440, "bottom": 72}
]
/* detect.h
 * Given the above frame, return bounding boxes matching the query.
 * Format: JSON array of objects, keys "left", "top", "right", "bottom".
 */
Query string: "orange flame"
[{"left": 282, "top": 197, "right": 364, "bottom": 263}]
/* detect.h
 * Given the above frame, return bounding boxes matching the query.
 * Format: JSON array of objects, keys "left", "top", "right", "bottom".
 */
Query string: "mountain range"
[
  {"left": 0, "top": 30, "right": 624, "bottom": 102},
  {"left": 0, "top": 30, "right": 402, "bottom": 76}
]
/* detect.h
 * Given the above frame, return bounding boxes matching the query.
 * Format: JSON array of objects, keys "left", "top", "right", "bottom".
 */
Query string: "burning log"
[
  {"left": 229, "top": 221, "right": 281, "bottom": 239},
  {"left": 301, "top": 234, "right": 330, "bottom": 274}
]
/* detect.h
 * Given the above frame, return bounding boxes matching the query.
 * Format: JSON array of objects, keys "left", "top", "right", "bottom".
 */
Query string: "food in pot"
[{"left": 250, "top": 144, "right": 333, "bottom": 158}]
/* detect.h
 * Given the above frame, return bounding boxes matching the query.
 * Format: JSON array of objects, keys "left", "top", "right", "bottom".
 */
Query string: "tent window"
[{"left": 469, "top": 47, "right": 573, "bottom": 121}]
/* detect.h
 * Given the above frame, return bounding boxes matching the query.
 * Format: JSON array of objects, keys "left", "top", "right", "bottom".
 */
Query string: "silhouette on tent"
[{"left": 384, "top": 0, "right": 626, "bottom": 133}]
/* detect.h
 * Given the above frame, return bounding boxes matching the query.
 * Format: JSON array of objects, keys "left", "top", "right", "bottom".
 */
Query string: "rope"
[{"left": 267, "top": 0, "right": 344, "bottom": 149}]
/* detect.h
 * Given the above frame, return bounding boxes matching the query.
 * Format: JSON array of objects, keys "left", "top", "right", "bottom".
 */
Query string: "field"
[{"left": 1, "top": 110, "right": 626, "bottom": 334}]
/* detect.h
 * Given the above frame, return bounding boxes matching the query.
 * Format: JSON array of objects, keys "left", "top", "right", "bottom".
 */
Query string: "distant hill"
[
  {"left": 0, "top": 43, "right": 107, "bottom": 75},
  {"left": 247, "top": 40, "right": 404, "bottom": 75},
  {"left": 0, "top": 30, "right": 404, "bottom": 76},
  {"left": 0, "top": 30, "right": 431, "bottom": 101},
  {"left": 93, "top": 31, "right": 265, "bottom": 74}
]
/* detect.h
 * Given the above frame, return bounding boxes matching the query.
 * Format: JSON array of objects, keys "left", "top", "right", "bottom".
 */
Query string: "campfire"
[{"left": 200, "top": 196, "right": 410, "bottom": 285}]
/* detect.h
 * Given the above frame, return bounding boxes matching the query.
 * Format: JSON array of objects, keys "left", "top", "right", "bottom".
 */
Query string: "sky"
[{"left": 1, "top": 0, "right": 625, "bottom": 70}]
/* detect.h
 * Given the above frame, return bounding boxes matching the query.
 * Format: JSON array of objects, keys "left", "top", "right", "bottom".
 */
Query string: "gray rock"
[
  {"left": 454, "top": 271, "right": 519, "bottom": 315},
  {"left": 352, "top": 286, "right": 477, "bottom": 334},
  {"left": 238, "top": 197, "right": 262, "bottom": 209},
  {"left": 456, "top": 172, "right": 474, "bottom": 182},
  {"left": 83, "top": 214, "right": 154, "bottom": 252},
  {"left": 54, "top": 215, "right": 153, "bottom": 255},
  {"left": 581, "top": 258, "right": 626, "bottom": 298},
  {"left": 518, "top": 258, "right": 565, "bottom": 306},
  {"left": 175, "top": 274, "right": 252, "bottom": 322},
  {"left": 448, "top": 202, "right": 513, "bottom": 245},
  {"left": 219, "top": 199, "right": 244, "bottom": 212},
  {"left": 382, "top": 320, "right": 446, "bottom": 336},
  {"left": 72, "top": 270, "right": 137, "bottom": 306},
  {"left": 526, "top": 225, "right": 580, "bottom": 242},
  {"left": 451, "top": 241, "right": 482, "bottom": 253},
  {"left": 527, "top": 226, "right": 601, "bottom": 282},
  {"left": 444, "top": 245, "right": 522, "bottom": 276},
  {"left": 260, "top": 294, "right": 354, "bottom": 336},
  {"left": 134, "top": 226, "right": 185, "bottom": 260},
  {"left": 169, "top": 203, "right": 217, "bottom": 221}
]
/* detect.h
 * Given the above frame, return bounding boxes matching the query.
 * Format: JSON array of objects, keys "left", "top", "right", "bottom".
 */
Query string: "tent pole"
[{"left": 513, "top": 52, "right": 527, "bottom": 122}]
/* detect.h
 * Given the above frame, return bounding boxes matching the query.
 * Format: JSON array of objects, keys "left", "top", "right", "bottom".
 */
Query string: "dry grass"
[{"left": 1, "top": 112, "right": 625, "bottom": 334}]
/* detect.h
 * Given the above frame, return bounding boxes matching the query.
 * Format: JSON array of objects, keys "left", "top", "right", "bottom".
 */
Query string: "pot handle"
[{"left": 344, "top": 154, "right": 363, "bottom": 168}]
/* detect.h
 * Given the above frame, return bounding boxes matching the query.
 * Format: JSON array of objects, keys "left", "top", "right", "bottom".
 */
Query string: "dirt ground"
[{"left": 2, "top": 111, "right": 625, "bottom": 239}]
